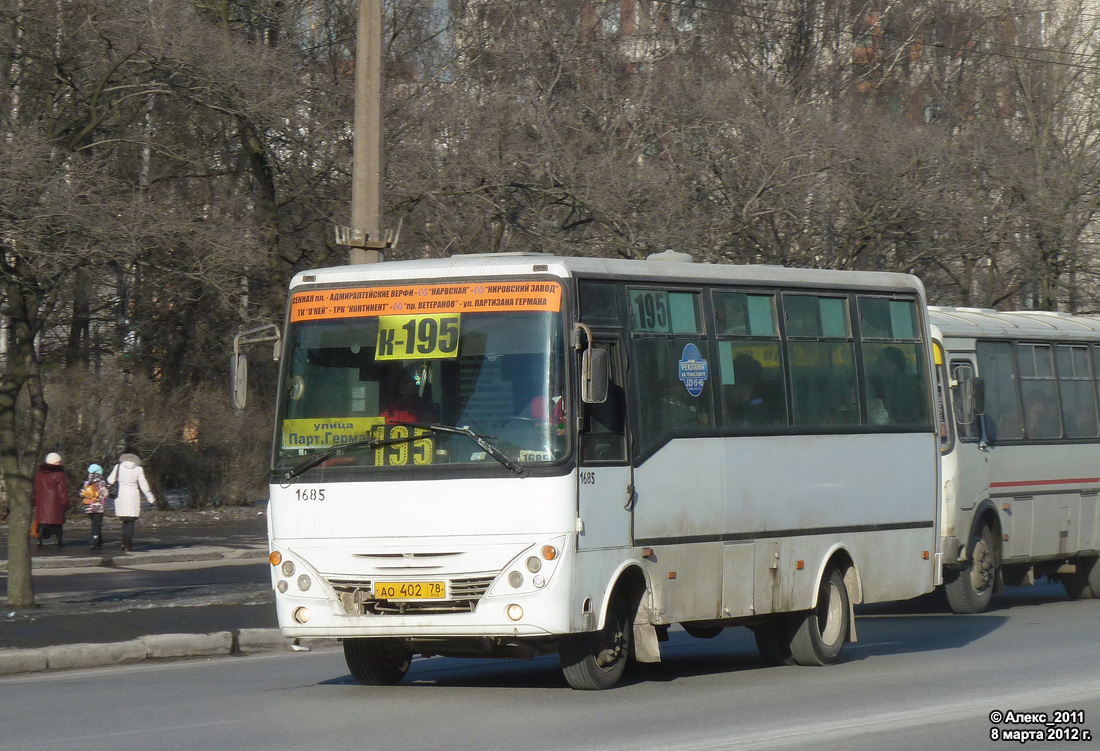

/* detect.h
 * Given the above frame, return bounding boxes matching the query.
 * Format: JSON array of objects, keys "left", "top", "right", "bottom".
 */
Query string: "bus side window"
[
  {"left": 1018, "top": 343, "right": 1062, "bottom": 440},
  {"left": 784, "top": 294, "right": 858, "bottom": 428},
  {"left": 1056, "top": 344, "right": 1099, "bottom": 439},
  {"left": 856, "top": 297, "right": 930, "bottom": 429},
  {"left": 976, "top": 341, "right": 1024, "bottom": 441}
]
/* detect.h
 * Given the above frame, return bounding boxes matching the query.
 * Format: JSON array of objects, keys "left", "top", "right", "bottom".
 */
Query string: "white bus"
[
  {"left": 931, "top": 307, "right": 1100, "bottom": 613},
  {"left": 257, "top": 252, "right": 942, "bottom": 689}
]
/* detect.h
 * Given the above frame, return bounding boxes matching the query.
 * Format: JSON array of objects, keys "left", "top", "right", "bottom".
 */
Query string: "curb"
[{"left": 0, "top": 629, "right": 325, "bottom": 676}]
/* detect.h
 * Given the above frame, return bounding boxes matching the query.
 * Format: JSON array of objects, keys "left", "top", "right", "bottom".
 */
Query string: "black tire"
[
  {"left": 682, "top": 623, "right": 724, "bottom": 639},
  {"left": 752, "top": 619, "right": 795, "bottom": 666},
  {"left": 944, "top": 524, "right": 996, "bottom": 614},
  {"left": 1062, "top": 556, "right": 1100, "bottom": 600},
  {"left": 788, "top": 568, "right": 850, "bottom": 666},
  {"left": 560, "top": 593, "right": 632, "bottom": 690},
  {"left": 343, "top": 638, "right": 412, "bottom": 685}
]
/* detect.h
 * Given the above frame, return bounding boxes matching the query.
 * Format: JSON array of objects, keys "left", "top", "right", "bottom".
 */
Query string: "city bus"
[
  {"left": 930, "top": 307, "right": 1100, "bottom": 613},
  {"left": 255, "top": 252, "right": 942, "bottom": 689}
]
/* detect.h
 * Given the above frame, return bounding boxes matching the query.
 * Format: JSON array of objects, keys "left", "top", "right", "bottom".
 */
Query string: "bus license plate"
[{"left": 373, "top": 581, "right": 447, "bottom": 600}]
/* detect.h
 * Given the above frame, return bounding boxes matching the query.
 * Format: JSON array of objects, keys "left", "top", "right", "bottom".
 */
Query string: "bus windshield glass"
[{"left": 275, "top": 280, "right": 568, "bottom": 473}]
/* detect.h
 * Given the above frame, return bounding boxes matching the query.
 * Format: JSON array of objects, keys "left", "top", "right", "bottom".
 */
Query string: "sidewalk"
[{"left": 0, "top": 509, "right": 318, "bottom": 677}]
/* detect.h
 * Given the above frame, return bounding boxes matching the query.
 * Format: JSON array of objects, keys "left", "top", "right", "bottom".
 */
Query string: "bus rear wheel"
[
  {"left": 343, "top": 638, "right": 412, "bottom": 685},
  {"left": 560, "top": 593, "right": 632, "bottom": 690},
  {"left": 1062, "top": 556, "right": 1100, "bottom": 600},
  {"left": 752, "top": 618, "right": 794, "bottom": 666},
  {"left": 945, "top": 524, "right": 995, "bottom": 614},
  {"left": 788, "top": 568, "right": 849, "bottom": 666}
]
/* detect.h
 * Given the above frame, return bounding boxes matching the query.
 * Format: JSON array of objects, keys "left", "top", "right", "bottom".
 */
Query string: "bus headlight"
[
  {"left": 277, "top": 580, "right": 288, "bottom": 593},
  {"left": 508, "top": 571, "right": 524, "bottom": 588},
  {"left": 281, "top": 560, "right": 296, "bottom": 577},
  {"left": 297, "top": 574, "right": 312, "bottom": 591},
  {"left": 526, "top": 556, "right": 542, "bottom": 573}
]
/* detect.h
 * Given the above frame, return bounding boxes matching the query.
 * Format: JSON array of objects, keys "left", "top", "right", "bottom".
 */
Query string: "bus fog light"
[
  {"left": 277, "top": 580, "right": 288, "bottom": 593},
  {"left": 508, "top": 571, "right": 524, "bottom": 588},
  {"left": 526, "top": 556, "right": 542, "bottom": 573},
  {"left": 506, "top": 604, "right": 523, "bottom": 621},
  {"left": 533, "top": 575, "right": 546, "bottom": 588},
  {"left": 297, "top": 574, "right": 312, "bottom": 591},
  {"left": 281, "top": 560, "right": 296, "bottom": 577},
  {"left": 293, "top": 607, "right": 311, "bottom": 624}
]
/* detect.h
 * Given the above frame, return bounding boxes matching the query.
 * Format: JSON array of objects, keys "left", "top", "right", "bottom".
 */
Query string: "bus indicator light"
[
  {"left": 796, "top": 560, "right": 804, "bottom": 570},
  {"left": 541, "top": 545, "right": 558, "bottom": 561},
  {"left": 269, "top": 551, "right": 282, "bottom": 566},
  {"left": 923, "top": 551, "right": 930, "bottom": 560}
]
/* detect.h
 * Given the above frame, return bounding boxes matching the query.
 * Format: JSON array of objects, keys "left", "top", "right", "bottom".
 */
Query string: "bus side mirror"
[
  {"left": 582, "top": 347, "right": 609, "bottom": 404},
  {"left": 954, "top": 367, "right": 984, "bottom": 425},
  {"left": 231, "top": 353, "right": 249, "bottom": 411},
  {"left": 230, "top": 323, "right": 281, "bottom": 412},
  {"left": 972, "top": 376, "right": 985, "bottom": 416}
]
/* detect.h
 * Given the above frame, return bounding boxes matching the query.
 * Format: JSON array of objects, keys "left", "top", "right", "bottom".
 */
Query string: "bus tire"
[
  {"left": 944, "top": 524, "right": 996, "bottom": 614},
  {"left": 343, "top": 638, "right": 412, "bottom": 685},
  {"left": 560, "top": 592, "right": 632, "bottom": 690},
  {"left": 753, "top": 619, "right": 794, "bottom": 666},
  {"left": 788, "top": 568, "right": 849, "bottom": 666},
  {"left": 682, "top": 623, "right": 724, "bottom": 639},
  {"left": 1062, "top": 556, "right": 1100, "bottom": 600}
]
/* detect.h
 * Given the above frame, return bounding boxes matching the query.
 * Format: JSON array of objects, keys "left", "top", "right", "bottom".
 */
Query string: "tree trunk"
[{"left": 0, "top": 257, "right": 47, "bottom": 608}]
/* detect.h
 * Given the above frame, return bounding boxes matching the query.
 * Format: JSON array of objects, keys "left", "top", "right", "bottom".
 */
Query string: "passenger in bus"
[
  {"left": 867, "top": 379, "right": 889, "bottom": 425},
  {"left": 653, "top": 375, "right": 702, "bottom": 431},
  {"left": 873, "top": 346, "right": 921, "bottom": 423},
  {"left": 725, "top": 354, "right": 776, "bottom": 427},
  {"left": 380, "top": 366, "right": 438, "bottom": 425},
  {"left": 1016, "top": 393, "right": 1060, "bottom": 439}
]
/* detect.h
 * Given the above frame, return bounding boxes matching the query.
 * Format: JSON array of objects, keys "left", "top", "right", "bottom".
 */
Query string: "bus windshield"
[{"left": 275, "top": 306, "right": 568, "bottom": 473}]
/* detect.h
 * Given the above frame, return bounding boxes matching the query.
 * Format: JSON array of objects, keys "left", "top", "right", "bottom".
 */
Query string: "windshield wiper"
[
  {"left": 393, "top": 422, "right": 529, "bottom": 478},
  {"left": 281, "top": 423, "right": 529, "bottom": 482}
]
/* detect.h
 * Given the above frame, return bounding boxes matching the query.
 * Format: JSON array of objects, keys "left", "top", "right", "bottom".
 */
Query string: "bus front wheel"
[
  {"left": 343, "top": 638, "right": 412, "bottom": 685},
  {"left": 1062, "top": 556, "right": 1100, "bottom": 600},
  {"left": 788, "top": 568, "right": 849, "bottom": 666},
  {"left": 945, "top": 524, "right": 996, "bottom": 614},
  {"left": 560, "top": 593, "right": 632, "bottom": 690}
]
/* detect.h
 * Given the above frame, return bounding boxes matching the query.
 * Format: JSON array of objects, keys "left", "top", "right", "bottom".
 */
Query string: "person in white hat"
[{"left": 33, "top": 452, "right": 69, "bottom": 547}]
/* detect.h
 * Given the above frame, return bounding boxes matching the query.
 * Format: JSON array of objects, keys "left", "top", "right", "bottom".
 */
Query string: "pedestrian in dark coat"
[{"left": 33, "top": 452, "right": 69, "bottom": 547}]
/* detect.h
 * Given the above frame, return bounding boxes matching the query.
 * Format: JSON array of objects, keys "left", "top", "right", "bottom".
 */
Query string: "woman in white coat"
[{"left": 107, "top": 452, "right": 157, "bottom": 552}]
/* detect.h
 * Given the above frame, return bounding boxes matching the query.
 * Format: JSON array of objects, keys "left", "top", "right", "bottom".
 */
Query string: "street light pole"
[{"left": 338, "top": 0, "right": 388, "bottom": 264}]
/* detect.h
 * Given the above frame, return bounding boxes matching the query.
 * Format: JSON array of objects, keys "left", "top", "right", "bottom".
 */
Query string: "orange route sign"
[{"left": 290, "top": 281, "right": 562, "bottom": 322}]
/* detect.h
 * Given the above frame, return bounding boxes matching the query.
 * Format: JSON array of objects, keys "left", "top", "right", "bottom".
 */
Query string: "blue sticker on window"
[{"left": 678, "top": 343, "right": 709, "bottom": 397}]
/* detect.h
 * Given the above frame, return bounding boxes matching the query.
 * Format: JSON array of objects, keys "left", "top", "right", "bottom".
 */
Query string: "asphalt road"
[{"left": 1, "top": 582, "right": 1097, "bottom": 751}]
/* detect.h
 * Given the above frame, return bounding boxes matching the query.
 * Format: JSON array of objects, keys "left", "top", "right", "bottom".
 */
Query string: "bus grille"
[{"left": 325, "top": 574, "right": 497, "bottom": 615}]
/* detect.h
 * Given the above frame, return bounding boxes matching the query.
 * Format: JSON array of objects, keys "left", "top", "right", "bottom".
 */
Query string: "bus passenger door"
[
  {"left": 950, "top": 357, "right": 992, "bottom": 539},
  {"left": 577, "top": 340, "right": 633, "bottom": 550}
]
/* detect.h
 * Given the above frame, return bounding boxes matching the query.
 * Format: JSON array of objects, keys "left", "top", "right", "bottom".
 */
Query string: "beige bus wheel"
[
  {"left": 1062, "top": 556, "right": 1100, "bottom": 600},
  {"left": 945, "top": 524, "right": 995, "bottom": 614},
  {"left": 789, "top": 568, "right": 849, "bottom": 666},
  {"left": 560, "top": 592, "right": 632, "bottom": 690}
]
